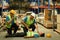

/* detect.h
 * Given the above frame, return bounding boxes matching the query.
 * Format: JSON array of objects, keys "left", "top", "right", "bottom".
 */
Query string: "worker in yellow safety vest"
[
  {"left": 21, "top": 12, "right": 39, "bottom": 36},
  {"left": 6, "top": 10, "right": 19, "bottom": 35}
]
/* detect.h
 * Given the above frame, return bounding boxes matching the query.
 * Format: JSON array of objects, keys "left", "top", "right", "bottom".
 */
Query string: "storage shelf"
[
  {"left": 0, "top": 5, "right": 9, "bottom": 9},
  {"left": 30, "top": 5, "right": 60, "bottom": 9}
]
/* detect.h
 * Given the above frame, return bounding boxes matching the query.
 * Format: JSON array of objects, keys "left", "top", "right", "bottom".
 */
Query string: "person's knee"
[{"left": 32, "top": 26, "right": 35, "bottom": 31}]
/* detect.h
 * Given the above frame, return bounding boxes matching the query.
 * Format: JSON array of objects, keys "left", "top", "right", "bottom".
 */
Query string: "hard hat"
[
  {"left": 10, "top": 10, "right": 16, "bottom": 14},
  {"left": 31, "top": 12, "right": 35, "bottom": 18},
  {"left": 46, "top": 33, "right": 51, "bottom": 38}
]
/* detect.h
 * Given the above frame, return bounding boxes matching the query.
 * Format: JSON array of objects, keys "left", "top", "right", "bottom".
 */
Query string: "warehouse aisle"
[{"left": 0, "top": 24, "right": 60, "bottom": 40}]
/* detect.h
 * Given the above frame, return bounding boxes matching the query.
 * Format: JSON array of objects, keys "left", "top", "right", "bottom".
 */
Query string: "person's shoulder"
[
  {"left": 22, "top": 16, "right": 28, "bottom": 22},
  {"left": 23, "top": 16, "right": 28, "bottom": 19}
]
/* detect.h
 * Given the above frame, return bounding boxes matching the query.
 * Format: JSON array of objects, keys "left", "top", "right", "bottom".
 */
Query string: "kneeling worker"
[
  {"left": 21, "top": 12, "right": 39, "bottom": 35},
  {"left": 6, "top": 10, "right": 19, "bottom": 35}
]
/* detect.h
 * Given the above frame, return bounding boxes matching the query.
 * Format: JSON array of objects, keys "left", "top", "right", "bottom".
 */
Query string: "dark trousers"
[
  {"left": 7, "top": 23, "right": 18, "bottom": 35},
  {"left": 23, "top": 24, "right": 35, "bottom": 35}
]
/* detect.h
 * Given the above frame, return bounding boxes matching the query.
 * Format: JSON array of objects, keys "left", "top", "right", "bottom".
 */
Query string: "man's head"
[
  {"left": 10, "top": 10, "right": 16, "bottom": 16},
  {"left": 30, "top": 12, "right": 35, "bottom": 19}
]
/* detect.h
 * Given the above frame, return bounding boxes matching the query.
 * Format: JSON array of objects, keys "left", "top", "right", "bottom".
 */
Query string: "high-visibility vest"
[
  {"left": 27, "top": 31, "right": 39, "bottom": 37},
  {"left": 27, "top": 31, "right": 34, "bottom": 36},
  {"left": 6, "top": 15, "right": 11, "bottom": 28},
  {"left": 26, "top": 16, "right": 34, "bottom": 27},
  {"left": 6, "top": 15, "right": 16, "bottom": 28}
]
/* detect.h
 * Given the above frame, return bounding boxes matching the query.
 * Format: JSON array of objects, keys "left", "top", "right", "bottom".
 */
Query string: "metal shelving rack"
[{"left": 30, "top": 0, "right": 57, "bottom": 30}]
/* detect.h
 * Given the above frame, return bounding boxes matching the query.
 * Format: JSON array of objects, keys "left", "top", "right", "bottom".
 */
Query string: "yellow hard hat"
[
  {"left": 10, "top": 10, "right": 16, "bottom": 14},
  {"left": 46, "top": 33, "right": 51, "bottom": 38}
]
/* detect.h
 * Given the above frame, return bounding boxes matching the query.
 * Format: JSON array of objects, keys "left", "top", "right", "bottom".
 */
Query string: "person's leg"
[
  {"left": 29, "top": 24, "right": 35, "bottom": 31},
  {"left": 14, "top": 24, "right": 18, "bottom": 34},
  {"left": 12, "top": 23, "right": 18, "bottom": 34},
  {"left": 7, "top": 28, "right": 12, "bottom": 35},
  {"left": 23, "top": 27, "right": 28, "bottom": 36}
]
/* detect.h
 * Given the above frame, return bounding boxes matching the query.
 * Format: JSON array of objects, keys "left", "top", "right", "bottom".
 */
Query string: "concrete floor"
[{"left": 0, "top": 24, "right": 60, "bottom": 40}]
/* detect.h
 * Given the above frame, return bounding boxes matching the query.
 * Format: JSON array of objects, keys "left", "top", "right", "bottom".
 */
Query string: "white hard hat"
[{"left": 31, "top": 12, "right": 35, "bottom": 18}]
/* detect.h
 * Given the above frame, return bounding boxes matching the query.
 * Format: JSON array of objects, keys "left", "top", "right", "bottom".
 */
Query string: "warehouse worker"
[
  {"left": 21, "top": 12, "right": 39, "bottom": 35},
  {"left": 6, "top": 10, "right": 19, "bottom": 35}
]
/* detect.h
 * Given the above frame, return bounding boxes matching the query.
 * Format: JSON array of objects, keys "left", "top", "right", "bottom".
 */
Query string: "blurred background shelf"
[{"left": 30, "top": 5, "right": 60, "bottom": 9}]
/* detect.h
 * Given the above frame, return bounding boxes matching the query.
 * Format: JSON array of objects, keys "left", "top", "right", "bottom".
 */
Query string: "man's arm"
[
  {"left": 33, "top": 19, "right": 39, "bottom": 32},
  {"left": 34, "top": 23, "right": 39, "bottom": 33},
  {"left": 21, "top": 21, "right": 29, "bottom": 30},
  {"left": 21, "top": 16, "right": 29, "bottom": 29},
  {"left": 6, "top": 16, "right": 14, "bottom": 24},
  {"left": 14, "top": 16, "right": 19, "bottom": 26},
  {"left": 15, "top": 20, "right": 19, "bottom": 26}
]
